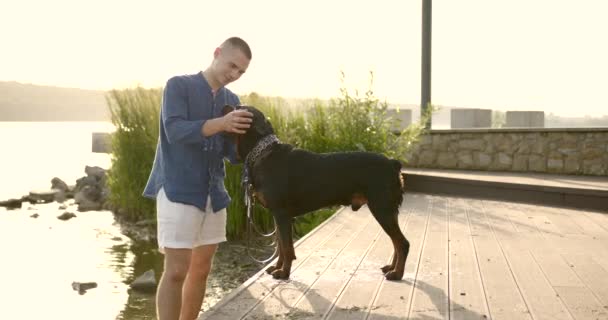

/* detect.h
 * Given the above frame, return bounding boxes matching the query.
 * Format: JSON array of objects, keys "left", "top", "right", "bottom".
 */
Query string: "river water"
[{"left": 0, "top": 122, "right": 264, "bottom": 319}]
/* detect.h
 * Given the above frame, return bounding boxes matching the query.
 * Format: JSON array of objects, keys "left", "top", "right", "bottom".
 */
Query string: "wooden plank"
[
  {"left": 327, "top": 231, "right": 389, "bottom": 320},
  {"left": 532, "top": 252, "right": 584, "bottom": 288},
  {"left": 553, "top": 286, "right": 608, "bottom": 320},
  {"left": 290, "top": 218, "right": 383, "bottom": 319},
  {"left": 467, "top": 199, "right": 532, "bottom": 320},
  {"left": 328, "top": 193, "right": 429, "bottom": 320},
  {"left": 538, "top": 216, "right": 608, "bottom": 259},
  {"left": 561, "top": 254, "right": 608, "bottom": 306},
  {"left": 559, "top": 207, "right": 608, "bottom": 238},
  {"left": 501, "top": 250, "right": 573, "bottom": 320},
  {"left": 244, "top": 210, "right": 375, "bottom": 319},
  {"left": 407, "top": 195, "right": 449, "bottom": 319},
  {"left": 201, "top": 208, "right": 349, "bottom": 320},
  {"left": 532, "top": 214, "right": 566, "bottom": 243},
  {"left": 583, "top": 210, "right": 608, "bottom": 233},
  {"left": 543, "top": 206, "right": 585, "bottom": 236},
  {"left": 531, "top": 251, "right": 608, "bottom": 319},
  {"left": 365, "top": 194, "right": 427, "bottom": 320},
  {"left": 448, "top": 197, "right": 491, "bottom": 320},
  {"left": 483, "top": 201, "right": 574, "bottom": 320},
  {"left": 592, "top": 251, "right": 608, "bottom": 278}
]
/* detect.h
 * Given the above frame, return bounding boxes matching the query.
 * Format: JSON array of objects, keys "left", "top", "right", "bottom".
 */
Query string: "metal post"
[{"left": 421, "top": 0, "right": 432, "bottom": 128}]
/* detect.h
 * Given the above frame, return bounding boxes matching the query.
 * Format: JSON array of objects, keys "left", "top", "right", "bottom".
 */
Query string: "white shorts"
[{"left": 156, "top": 187, "right": 227, "bottom": 254}]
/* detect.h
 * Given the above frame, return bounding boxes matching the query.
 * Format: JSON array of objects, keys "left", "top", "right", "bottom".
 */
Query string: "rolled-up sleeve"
[{"left": 162, "top": 77, "right": 210, "bottom": 145}]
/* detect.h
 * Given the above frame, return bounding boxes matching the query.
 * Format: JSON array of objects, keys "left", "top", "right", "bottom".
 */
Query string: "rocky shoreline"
[
  {"left": 0, "top": 165, "right": 157, "bottom": 240},
  {"left": 0, "top": 165, "right": 271, "bottom": 306},
  {"left": 0, "top": 165, "right": 159, "bottom": 292},
  {"left": 1, "top": 165, "right": 109, "bottom": 211}
]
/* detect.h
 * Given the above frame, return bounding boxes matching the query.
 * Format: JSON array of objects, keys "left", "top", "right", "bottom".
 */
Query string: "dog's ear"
[
  {"left": 222, "top": 104, "right": 236, "bottom": 116},
  {"left": 253, "top": 116, "right": 275, "bottom": 136}
]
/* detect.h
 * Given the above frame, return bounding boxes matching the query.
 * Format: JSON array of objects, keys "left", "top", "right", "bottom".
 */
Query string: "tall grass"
[{"left": 106, "top": 87, "right": 161, "bottom": 221}]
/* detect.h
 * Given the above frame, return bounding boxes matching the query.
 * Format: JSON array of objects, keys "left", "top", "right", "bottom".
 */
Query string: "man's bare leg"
[
  {"left": 157, "top": 248, "right": 192, "bottom": 320},
  {"left": 179, "top": 244, "right": 218, "bottom": 320}
]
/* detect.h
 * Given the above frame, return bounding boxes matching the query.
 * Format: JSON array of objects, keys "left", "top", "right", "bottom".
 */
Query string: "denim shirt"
[{"left": 143, "top": 72, "right": 239, "bottom": 212}]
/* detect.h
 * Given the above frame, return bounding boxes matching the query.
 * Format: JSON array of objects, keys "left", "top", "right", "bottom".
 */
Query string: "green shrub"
[{"left": 106, "top": 87, "right": 161, "bottom": 221}]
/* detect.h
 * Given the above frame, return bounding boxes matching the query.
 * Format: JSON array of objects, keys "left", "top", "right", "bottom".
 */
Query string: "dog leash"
[
  {"left": 244, "top": 183, "right": 279, "bottom": 264},
  {"left": 244, "top": 183, "right": 278, "bottom": 264},
  {"left": 242, "top": 135, "right": 281, "bottom": 264}
]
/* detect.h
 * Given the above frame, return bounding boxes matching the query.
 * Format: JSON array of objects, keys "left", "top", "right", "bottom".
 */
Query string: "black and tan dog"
[{"left": 223, "top": 105, "right": 409, "bottom": 281}]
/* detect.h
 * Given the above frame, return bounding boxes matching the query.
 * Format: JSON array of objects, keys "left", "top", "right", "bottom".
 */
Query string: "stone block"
[
  {"left": 450, "top": 108, "right": 492, "bottom": 128},
  {"left": 385, "top": 108, "right": 412, "bottom": 132},
  {"left": 92, "top": 132, "right": 112, "bottom": 153},
  {"left": 505, "top": 111, "right": 545, "bottom": 127}
]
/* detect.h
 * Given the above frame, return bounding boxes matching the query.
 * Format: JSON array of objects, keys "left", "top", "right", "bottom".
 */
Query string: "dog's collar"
[{"left": 245, "top": 134, "right": 280, "bottom": 169}]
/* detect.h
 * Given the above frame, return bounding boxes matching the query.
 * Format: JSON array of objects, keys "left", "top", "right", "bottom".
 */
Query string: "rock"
[
  {"left": 0, "top": 198, "right": 23, "bottom": 209},
  {"left": 72, "top": 281, "right": 97, "bottom": 295},
  {"left": 77, "top": 201, "right": 102, "bottom": 212},
  {"left": 58, "top": 204, "right": 68, "bottom": 210},
  {"left": 57, "top": 212, "right": 77, "bottom": 221},
  {"left": 54, "top": 191, "right": 67, "bottom": 203},
  {"left": 75, "top": 176, "right": 98, "bottom": 192},
  {"left": 85, "top": 166, "right": 106, "bottom": 180},
  {"left": 130, "top": 270, "right": 157, "bottom": 293},
  {"left": 51, "top": 177, "right": 69, "bottom": 192},
  {"left": 79, "top": 185, "right": 101, "bottom": 202},
  {"left": 75, "top": 185, "right": 102, "bottom": 212},
  {"left": 30, "top": 213, "right": 39, "bottom": 218},
  {"left": 29, "top": 190, "right": 59, "bottom": 203}
]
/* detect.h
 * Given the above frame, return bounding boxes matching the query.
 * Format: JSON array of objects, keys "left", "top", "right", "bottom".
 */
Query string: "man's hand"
[{"left": 222, "top": 109, "right": 253, "bottom": 134}]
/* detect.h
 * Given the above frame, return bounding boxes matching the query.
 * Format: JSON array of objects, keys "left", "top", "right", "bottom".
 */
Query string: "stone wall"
[{"left": 405, "top": 128, "right": 608, "bottom": 176}]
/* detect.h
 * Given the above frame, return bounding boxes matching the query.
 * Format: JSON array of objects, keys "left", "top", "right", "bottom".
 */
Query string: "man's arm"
[{"left": 162, "top": 77, "right": 252, "bottom": 143}]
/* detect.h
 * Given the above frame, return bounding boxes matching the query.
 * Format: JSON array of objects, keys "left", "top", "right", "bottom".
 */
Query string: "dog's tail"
[{"left": 391, "top": 159, "right": 406, "bottom": 193}]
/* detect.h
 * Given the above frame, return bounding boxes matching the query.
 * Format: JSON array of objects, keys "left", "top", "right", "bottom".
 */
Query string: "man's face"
[{"left": 212, "top": 46, "right": 250, "bottom": 87}]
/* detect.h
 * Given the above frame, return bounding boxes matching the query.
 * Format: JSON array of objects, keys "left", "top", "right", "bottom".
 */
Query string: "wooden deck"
[{"left": 201, "top": 193, "right": 608, "bottom": 320}]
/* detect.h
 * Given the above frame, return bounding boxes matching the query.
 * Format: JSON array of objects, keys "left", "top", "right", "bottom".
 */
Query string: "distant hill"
[{"left": 0, "top": 81, "right": 109, "bottom": 121}]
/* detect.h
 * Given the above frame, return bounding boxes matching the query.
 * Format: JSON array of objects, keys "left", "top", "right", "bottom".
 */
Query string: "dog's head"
[{"left": 222, "top": 105, "right": 275, "bottom": 160}]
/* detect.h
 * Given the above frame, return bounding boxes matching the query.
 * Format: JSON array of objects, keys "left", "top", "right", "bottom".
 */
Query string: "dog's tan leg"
[
  {"left": 271, "top": 215, "right": 294, "bottom": 280},
  {"left": 384, "top": 238, "right": 409, "bottom": 281},
  {"left": 381, "top": 239, "right": 398, "bottom": 274}
]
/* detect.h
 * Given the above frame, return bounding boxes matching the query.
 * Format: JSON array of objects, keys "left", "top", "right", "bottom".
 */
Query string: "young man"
[{"left": 143, "top": 37, "right": 253, "bottom": 320}]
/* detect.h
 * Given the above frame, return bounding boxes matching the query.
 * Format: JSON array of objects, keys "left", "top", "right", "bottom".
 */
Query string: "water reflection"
[
  {"left": 115, "top": 240, "right": 163, "bottom": 320},
  {"left": 0, "top": 199, "right": 268, "bottom": 319},
  {"left": 0, "top": 201, "right": 161, "bottom": 319}
]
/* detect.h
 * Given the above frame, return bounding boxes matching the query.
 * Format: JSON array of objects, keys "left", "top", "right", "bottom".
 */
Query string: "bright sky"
[{"left": 1, "top": 0, "right": 607, "bottom": 117}]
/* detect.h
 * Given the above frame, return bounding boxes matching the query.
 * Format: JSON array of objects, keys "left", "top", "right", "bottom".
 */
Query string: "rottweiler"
[{"left": 223, "top": 105, "right": 409, "bottom": 281}]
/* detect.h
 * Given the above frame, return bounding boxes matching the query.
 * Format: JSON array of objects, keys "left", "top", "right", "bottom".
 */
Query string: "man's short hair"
[{"left": 222, "top": 37, "right": 252, "bottom": 60}]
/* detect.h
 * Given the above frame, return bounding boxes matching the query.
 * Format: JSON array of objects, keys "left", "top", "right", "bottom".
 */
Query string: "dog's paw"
[
  {"left": 380, "top": 265, "right": 393, "bottom": 274},
  {"left": 266, "top": 265, "right": 277, "bottom": 274},
  {"left": 271, "top": 269, "right": 290, "bottom": 280},
  {"left": 384, "top": 270, "right": 404, "bottom": 281}
]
